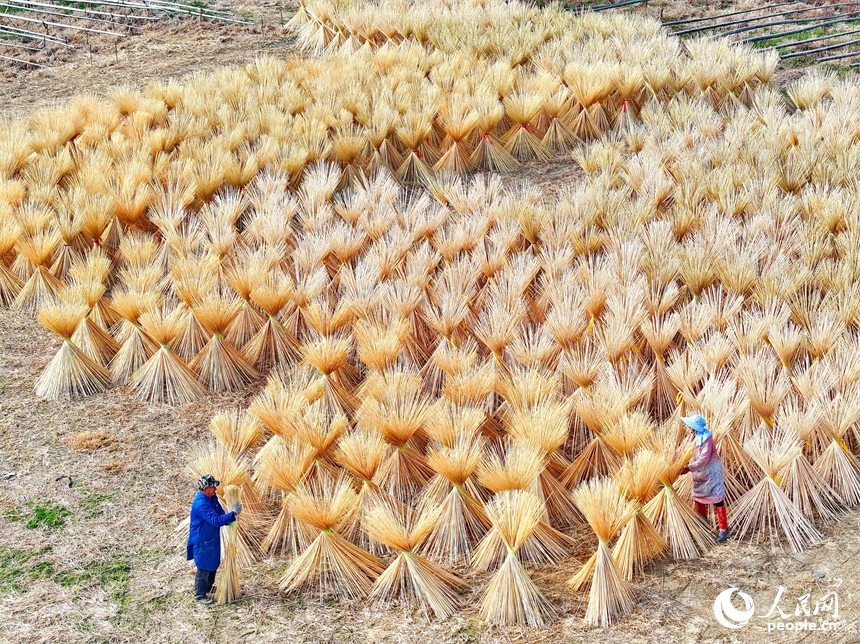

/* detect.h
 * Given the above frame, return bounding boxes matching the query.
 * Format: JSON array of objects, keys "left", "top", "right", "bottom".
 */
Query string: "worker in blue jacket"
[{"left": 187, "top": 474, "right": 241, "bottom": 604}]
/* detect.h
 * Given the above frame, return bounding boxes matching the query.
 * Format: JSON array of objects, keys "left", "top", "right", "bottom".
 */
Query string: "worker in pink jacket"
[{"left": 680, "top": 413, "right": 730, "bottom": 543}]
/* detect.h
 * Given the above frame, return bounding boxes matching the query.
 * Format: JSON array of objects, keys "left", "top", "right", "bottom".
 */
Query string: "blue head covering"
[{"left": 682, "top": 414, "right": 711, "bottom": 446}]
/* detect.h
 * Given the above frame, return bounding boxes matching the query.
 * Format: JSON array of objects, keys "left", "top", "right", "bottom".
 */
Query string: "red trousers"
[{"left": 694, "top": 501, "right": 728, "bottom": 530}]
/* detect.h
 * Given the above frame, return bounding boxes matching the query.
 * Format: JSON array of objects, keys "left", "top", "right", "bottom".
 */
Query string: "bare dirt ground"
[
  {"left": 0, "top": 1, "right": 297, "bottom": 119},
  {"left": 1, "top": 2, "right": 859, "bottom": 643}
]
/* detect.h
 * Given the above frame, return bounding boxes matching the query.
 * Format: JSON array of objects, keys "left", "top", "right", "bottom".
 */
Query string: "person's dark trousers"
[{"left": 195, "top": 568, "right": 217, "bottom": 599}]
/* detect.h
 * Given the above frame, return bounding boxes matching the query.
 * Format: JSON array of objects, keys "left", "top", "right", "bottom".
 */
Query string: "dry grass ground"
[{"left": 1, "top": 2, "right": 859, "bottom": 642}]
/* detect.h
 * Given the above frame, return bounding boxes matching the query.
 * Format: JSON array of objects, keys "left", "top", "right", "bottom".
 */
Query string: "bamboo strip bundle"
[
  {"left": 475, "top": 490, "right": 556, "bottom": 628},
  {"left": 0, "top": 220, "right": 23, "bottom": 306},
  {"left": 642, "top": 425, "right": 713, "bottom": 559},
  {"left": 470, "top": 93, "right": 519, "bottom": 174},
  {"left": 216, "top": 484, "right": 242, "bottom": 604},
  {"left": 812, "top": 391, "right": 860, "bottom": 507},
  {"left": 299, "top": 335, "right": 359, "bottom": 416},
  {"left": 611, "top": 450, "right": 668, "bottom": 580},
  {"left": 502, "top": 91, "right": 551, "bottom": 161},
  {"left": 129, "top": 306, "right": 206, "bottom": 405},
  {"left": 505, "top": 400, "right": 579, "bottom": 526},
  {"left": 334, "top": 428, "right": 393, "bottom": 554},
  {"left": 476, "top": 439, "right": 574, "bottom": 566},
  {"left": 734, "top": 353, "right": 791, "bottom": 428},
  {"left": 732, "top": 428, "right": 822, "bottom": 553},
  {"left": 210, "top": 409, "right": 265, "bottom": 458},
  {"left": 561, "top": 388, "right": 625, "bottom": 489},
  {"left": 360, "top": 376, "right": 433, "bottom": 501},
  {"left": 569, "top": 478, "right": 637, "bottom": 627},
  {"left": 366, "top": 501, "right": 465, "bottom": 619},
  {"left": 13, "top": 230, "right": 62, "bottom": 311},
  {"left": 420, "top": 432, "right": 490, "bottom": 565},
  {"left": 109, "top": 289, "right": 160, "bottom": 385},
  {"left": 190, "top": 293, "right": 259, "bottom": 391},
  {"left": 244, "top": 270, "right": 299, "bottom": 371},
  {"left": 34, "top": 298, "right": 112, "bottom": 400},
  {"left": 253, "top": 435, "right": 316, "bottom": 557},
  {"left": 280, "top": 476, "right": 384, "bottom": 598}
]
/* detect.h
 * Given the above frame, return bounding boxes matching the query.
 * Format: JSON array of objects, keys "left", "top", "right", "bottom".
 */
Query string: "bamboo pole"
[
  {"left": 15, "top": 0, "right": 253, "bottom": 24},
  {"left": 6, "top": 0, "right": 159, "bottom": 21},
  {"left": 743, "top": 12, "right": 860, "bottom": 43},
  {"left": 0, "top": 37, "right": 41, "bottom": 50},
  {"left": 781, "top": 36, "right": 860, "bottom": 59},
  {"left": 0, "top": 11, "right": 129, "bottom": 36},
  {"left": 0, "top": 2, "right": 141, "bottom": 29},
  {"left": 768, "top": 27, "right": 860, "bottom": 50},
  {"left": 673, "top": 4, "right": 849, "bottom": 36},
  {"left": 0, "top": 51, "right": 43, "bottom": 65},
  {"left": 817, "top": 47, "right": 860, "bottom": 61},
  {"left": 592, "top": 0, "right": 649, "bottom": 12},
  {"left": 663, "top": 1, "right": 803, "bottom": 27},
  {"left": 0, "top": 23, "right": 70, "bottom": 45}
]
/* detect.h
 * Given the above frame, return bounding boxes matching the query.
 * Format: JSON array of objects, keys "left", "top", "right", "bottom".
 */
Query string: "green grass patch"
[
  {"left": 0, "top": 545, "right": 131, "bottom": 604},
  {"left": 5, "top": 501, "right": 71, "bottom": 531},
  {"left": 79, "top": 491, "right": 114, "bottom": 520},
  {"left": 0, "top": 547, "right": 54, "bottom": 593},
  {"left": 54, "top": 556, "right": 131, "bottom": 589}
]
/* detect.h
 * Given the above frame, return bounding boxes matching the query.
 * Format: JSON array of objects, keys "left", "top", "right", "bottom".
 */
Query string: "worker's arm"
[
  {"left": 686, "top": 438, "right": 714, "bottom": 472},
  {"left": 195, "top": 502, "right": 236, "bottom": 528}
]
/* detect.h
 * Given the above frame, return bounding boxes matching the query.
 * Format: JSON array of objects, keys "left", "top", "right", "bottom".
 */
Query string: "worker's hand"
[
  {"left": 679, "top": 467, "right": 690, "bottom": 475},
  {"left": 231, "top": 502, "right": 242, "bottom": 516}
]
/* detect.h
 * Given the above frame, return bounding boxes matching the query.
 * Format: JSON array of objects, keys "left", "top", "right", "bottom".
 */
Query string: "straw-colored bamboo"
[
  {"left": 216, "top": 485, "right": 242, "bottom": 604},
  {"left": 476, "top": 490, "right": 556, "bottom": 628}
]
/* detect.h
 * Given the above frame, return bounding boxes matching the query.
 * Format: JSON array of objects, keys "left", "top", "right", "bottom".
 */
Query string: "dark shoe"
[
  {"left": 716, "top": 528, "right": 731, "bottom": 543},
  {"left": 196, "top": 596, "right": 215, "bottom": 605}
]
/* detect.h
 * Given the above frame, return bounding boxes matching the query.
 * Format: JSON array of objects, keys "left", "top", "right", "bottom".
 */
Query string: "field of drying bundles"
[{"left": 2, "top": 0, "right": 860, "bottom": 629}]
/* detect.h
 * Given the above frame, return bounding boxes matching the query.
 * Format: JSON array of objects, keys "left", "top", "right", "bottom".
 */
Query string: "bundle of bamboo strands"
[
  {"left": 253, "top": 435, "right": 316, "bottom": 557},
  {"left": 611, "top": 450, "right": 668, "bottom": 580},
  {"left": 419, "top": 432, "right": 490, "bottom": 565},
  {"left": 359, "top": 377, "right": 434, "bottom": 502},
  {"left": 190, "top": 293, "right": 259, "bottom": 391},
  {"left": 216, "top": 484, "right": 242, "bottom": 604},
  {"left": 129, "top": 306, "right": 207, "bottom": 405},
  {"left": 34, "top": 298, "right": 112, "bottom": 400},
  {"left": 732, "top": 428, "right": 822, "bottom": 553},
  {"left": 642, "top": 424, "right": 713, "bottom": 559},
  {"left": 366, "top": 501, "right": 466, "bottom": 619},
  {"left": 334, "top": 427, "right": 394, "bottom": 554},
  {"left": 475, "top": 439, "right": 574, "bottom": 566},
  {"left": 280, "top": 476, "right": 384, "bottom": 598},
  {"left": 774, "top": 400, "right": 843, "bottom": 526},
  {"left": 475, "top": 490, "right": 556, "bottom": 628},
  {"left": 811, "top": 391, "right": 860, "bottom": 507},
  {"left": 570, "top": 478, "right": 637, "bottom": 628}
]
